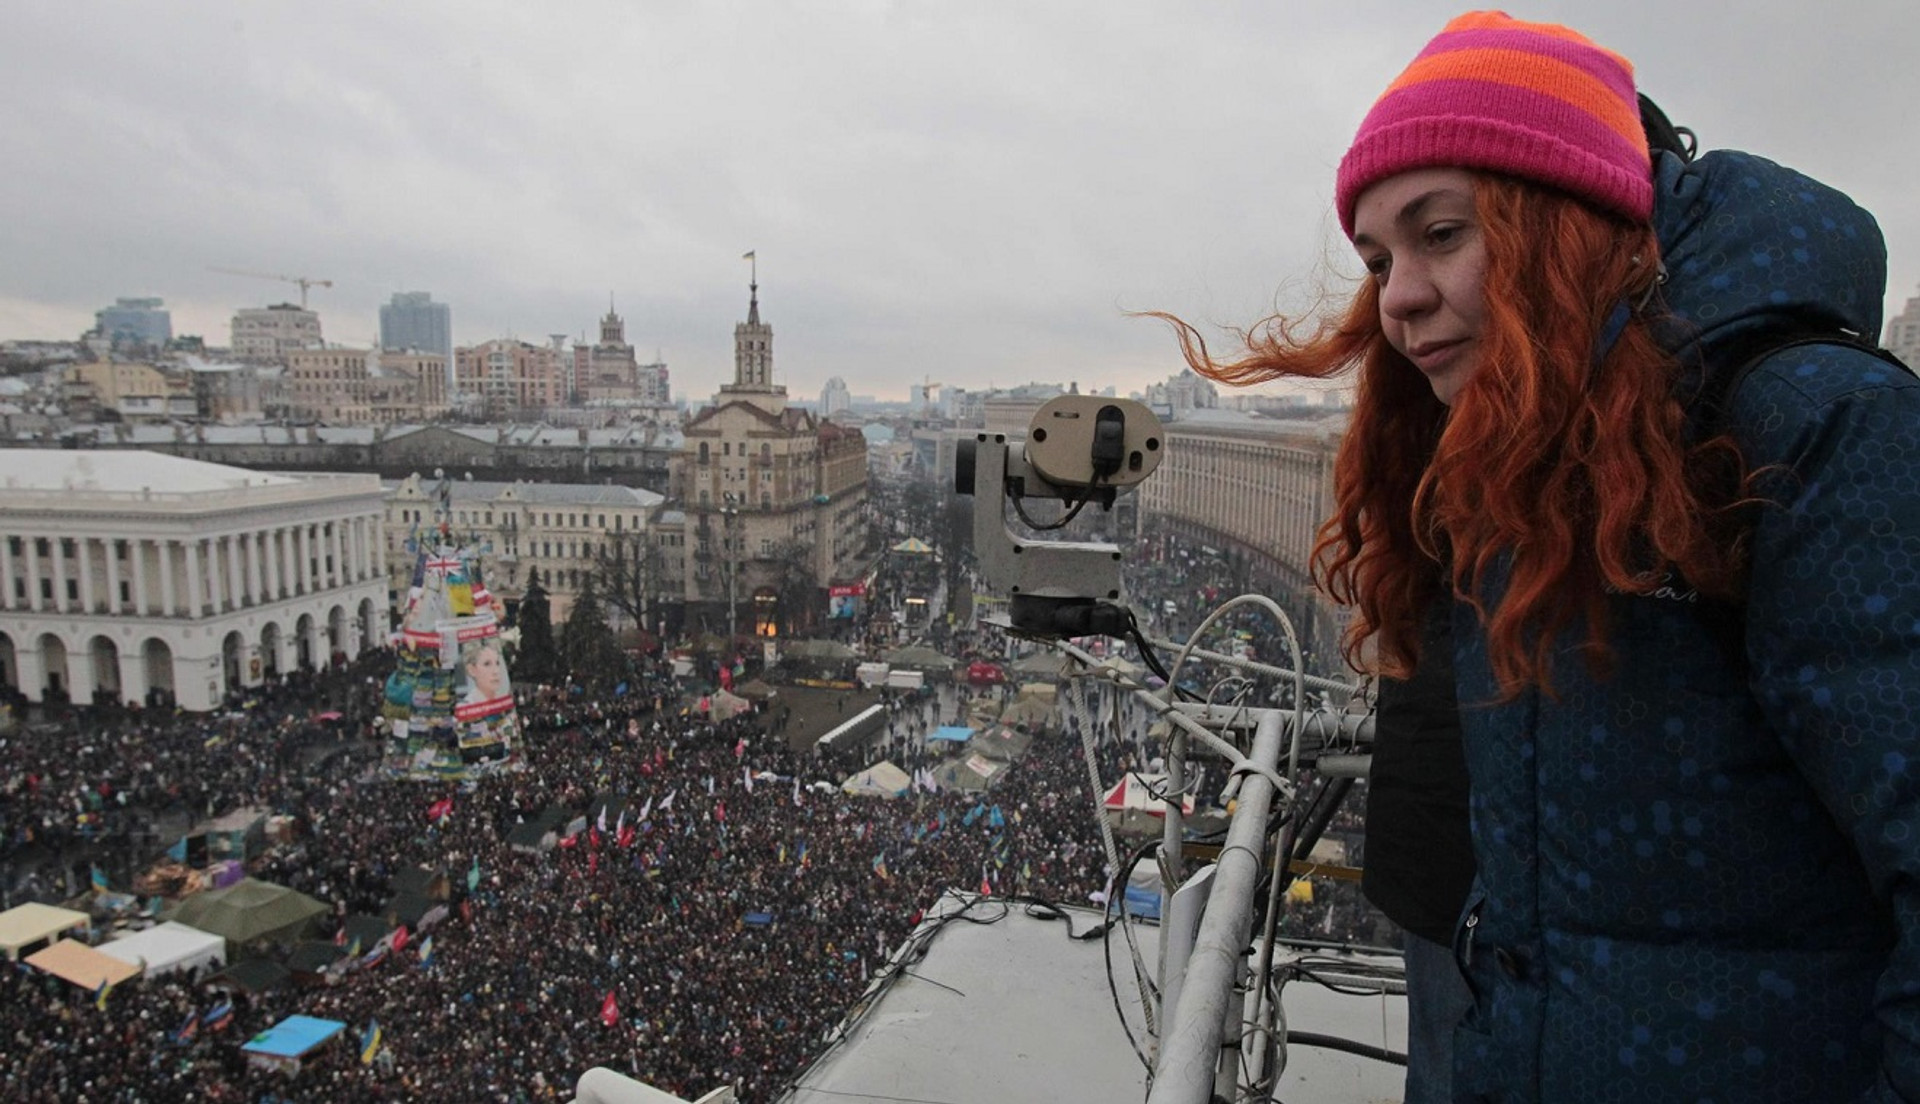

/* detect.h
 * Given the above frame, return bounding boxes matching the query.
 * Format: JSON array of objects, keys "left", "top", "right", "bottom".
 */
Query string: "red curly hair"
[{"left": 1156, "top": 174, "right": 1748, "bottom": 698}]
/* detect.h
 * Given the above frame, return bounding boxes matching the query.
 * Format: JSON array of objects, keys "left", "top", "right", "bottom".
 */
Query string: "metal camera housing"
[{"left": 954, "top": 395, "right": 1164, "bottom": 638}]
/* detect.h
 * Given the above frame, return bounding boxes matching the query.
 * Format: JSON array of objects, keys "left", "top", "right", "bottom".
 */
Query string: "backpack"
[{"left": 1636, "top": 93, "right": 1915, "bottom": 433}]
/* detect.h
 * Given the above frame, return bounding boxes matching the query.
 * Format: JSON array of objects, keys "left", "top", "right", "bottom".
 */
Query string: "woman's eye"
[
  {"left": 1426, "top": 224, "right": 1460, "bottom": 247},
  {"left": 1363, "top": 255, "right": 1390, "bottom": 279}
]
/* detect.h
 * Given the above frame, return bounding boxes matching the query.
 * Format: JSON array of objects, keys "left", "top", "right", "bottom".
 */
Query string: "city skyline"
[{"left": 4, "top": 2, "right": 1917, "bottom": 403}]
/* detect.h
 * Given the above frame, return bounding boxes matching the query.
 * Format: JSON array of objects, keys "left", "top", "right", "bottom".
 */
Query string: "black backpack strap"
[
  {"left": 1696, "top": 330, "right": 1913, "bottom": 437},
  {"left": 1639, "top": 93, "right": 1697, "bottom": 163}
]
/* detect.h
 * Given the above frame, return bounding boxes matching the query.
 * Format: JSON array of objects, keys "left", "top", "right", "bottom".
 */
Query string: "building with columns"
[{"left": 0, "top": 450, "right": 388, "bottom": 711}]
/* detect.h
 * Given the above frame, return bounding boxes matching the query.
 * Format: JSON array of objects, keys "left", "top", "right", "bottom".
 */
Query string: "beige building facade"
[{"left": 0, "top": 451, "right": 387, "bottom": 711}]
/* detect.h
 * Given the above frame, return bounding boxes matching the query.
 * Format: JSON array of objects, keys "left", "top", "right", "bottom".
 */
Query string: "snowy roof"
[
  {"left": 383, "top": 478, "right": 663, "bottom": 509},
  {"left": 0, "top": 450, "right": 298, "bottom": 493}
]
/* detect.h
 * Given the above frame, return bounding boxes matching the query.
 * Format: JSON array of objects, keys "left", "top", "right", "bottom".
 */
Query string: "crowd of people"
[{"left": 0, "top": 609, "right": 1378, "bottom": 1102}]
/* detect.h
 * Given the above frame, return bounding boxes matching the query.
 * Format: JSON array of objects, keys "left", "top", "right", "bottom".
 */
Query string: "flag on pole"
[
  {"left": 742, "top": 250, "right": 756, "bottom": 261},
  {"left": 90, "top": 865, "right": 109, "bottom": 894},
  {"left": 468, "top": 857, "right": 481, "bottom": 893},
  {"left": 792, "top": 777, "right": 802, "bottom": 806},
  {"left": 660, "top": 790, "right": 676, "bottom": 811},
  {"left": 600, "top": 991, "right": 620, "bottom": 1027},
  {"left": 391, "top": 925, "right": 409, "bottom": 952},
  {"left": 202, "top": 1001, "right": 234, "bottom": 1032},
  {"left": 980, "top": 871, "right": 993, "bottom": 897},
  {"left": 95, "top": 977, "right": 112, "bottom": 1010},
  {"left": 743, "top": 767, "right": 754, "bottom": 793},
  {"left": 637, "top": 795, "right": 653, "bottom": 822},
  {"left": 597, "top": 805, "right": 609, "bottom": 833},
  {"left": 360, "top": 1019, "right": 383, "bottom": 1065},
  {"left": 418, "top": 935, "right": 435, "bottom": 968},
  {"left": 171, "top": 1009, "right": 199, "bottom": 1045},
  {"left": 426, "top": 796, "right": 454, "bottom": 823}
]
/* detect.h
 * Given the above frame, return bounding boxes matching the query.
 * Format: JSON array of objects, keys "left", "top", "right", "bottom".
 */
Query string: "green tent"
[{"left": 164, "top": 879, "right": 328, "bottom": 950}]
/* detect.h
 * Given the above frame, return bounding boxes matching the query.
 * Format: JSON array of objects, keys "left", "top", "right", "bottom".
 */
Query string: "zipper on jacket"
[{"left": 1462, "top": 906, "right": 1480, "bottom": 968}]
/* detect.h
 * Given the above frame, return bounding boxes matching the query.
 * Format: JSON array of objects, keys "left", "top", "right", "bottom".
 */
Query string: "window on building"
[
  {"left": 65, "top": 579, "right": 77, "bottom": 601},
  {"left": 699, "top": 442, "right": 710, "bottom": 463},
  {"left": 724, "top": 442, "right": 732, "bottom": 457},
  {"left": 598, "top": 514, "right": 606, "bottom": 528},
  {"left": 35, "top": 538, "right": 49, "bottom": 556},
  {"left": 119, "top": 581, "right": 130, "bottom": 603},
  {"left": 40, "top": 579, "right": 52, "bottom": 599}
]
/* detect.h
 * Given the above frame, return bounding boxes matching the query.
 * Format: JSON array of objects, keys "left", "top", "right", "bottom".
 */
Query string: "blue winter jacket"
[{"left": 1451, "top": 150, "right": 1920, "bottom": 1102}]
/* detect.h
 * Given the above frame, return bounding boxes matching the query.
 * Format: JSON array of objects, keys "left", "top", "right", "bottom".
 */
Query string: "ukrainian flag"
[{"left": 360, "top": 1019, "right": 382, "bottom": 1065}]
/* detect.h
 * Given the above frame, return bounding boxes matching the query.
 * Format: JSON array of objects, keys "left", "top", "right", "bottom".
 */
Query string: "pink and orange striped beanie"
[{"left": 1335, "top": 11, "right": 1651, "bottom": 238}]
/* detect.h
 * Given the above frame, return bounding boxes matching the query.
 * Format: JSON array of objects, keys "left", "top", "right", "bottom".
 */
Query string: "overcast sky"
[{"left": 5, "top": 1, "right": 1917, "bottom": 403}]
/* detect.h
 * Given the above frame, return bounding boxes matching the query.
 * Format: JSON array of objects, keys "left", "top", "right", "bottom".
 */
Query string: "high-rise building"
[
  {"left": 1887, "top": 285, "right": 1920, "bottom": 368},
  {"left": 456, "top": 338, "right": 569, "bottom": 419},
  {"left": 380, "top": 291, "right": 454, "bottom": 392},
  {"left": 92, "top": 298, "right": 173, "bottom": 349},
  {"left": 231, "top": 304, "right": 322, "bottom": 363},
  {"left": 820, "top": 377, "right": 851, "bottom": 417}
]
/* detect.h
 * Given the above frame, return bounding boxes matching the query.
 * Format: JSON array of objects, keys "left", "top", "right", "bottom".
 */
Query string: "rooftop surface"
[
  {"left": 784, "top": 891, "right": 1406, "bottom": 1104},
  {"left": 0, "top": 449, "right": 297, "bottom": 493}
]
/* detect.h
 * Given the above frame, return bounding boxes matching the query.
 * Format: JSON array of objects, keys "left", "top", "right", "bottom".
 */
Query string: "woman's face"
[
  {"left": 467, "top": 646, "right": 505, "bottom": 695},
  {"left": 1351, "top": 167, "right": 1490, "bottom": 406}
]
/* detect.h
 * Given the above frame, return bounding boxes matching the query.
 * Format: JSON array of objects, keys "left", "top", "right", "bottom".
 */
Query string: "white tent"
[
  {"left": 1102, "top": 772, "right": 1197, "bottom": 836},
  {"left": 99, "top": 921, "right": 228, "bottom": 979},
  {"left": 842, "top": 761, "right": 913, "bottom": 799},
  {"left": 0, "top": 903, "right": 90, "bottom": 961}
]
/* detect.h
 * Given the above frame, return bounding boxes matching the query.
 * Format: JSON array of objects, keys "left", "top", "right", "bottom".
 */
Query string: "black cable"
[
  {"left": 1284, "top": 1030, "right": 1407, "bottom": 1067},
  {"left": 1011, "top": 485, "right": 1096, "bottom": 531},
  {"left": 1101, "top": 837, "right": 1164, "bottom": 1072}
]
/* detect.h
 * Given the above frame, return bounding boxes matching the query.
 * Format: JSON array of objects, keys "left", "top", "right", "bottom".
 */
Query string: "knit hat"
[{"left": 1335, "top": 11, "right": 1650, "bottom": 238}]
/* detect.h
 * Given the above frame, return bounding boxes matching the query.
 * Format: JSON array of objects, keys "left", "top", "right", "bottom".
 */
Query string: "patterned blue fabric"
[{"left": 1450, "top": 150, "right": 1920, "bottom": 1102}]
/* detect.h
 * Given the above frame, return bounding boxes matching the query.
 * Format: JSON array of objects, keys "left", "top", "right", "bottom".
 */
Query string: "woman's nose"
[{"left": 1379, "top": 262, "right": 1436, "bottom": 321}]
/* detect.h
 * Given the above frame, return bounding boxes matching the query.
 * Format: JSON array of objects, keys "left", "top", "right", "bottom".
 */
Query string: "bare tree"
[
  {"left": 767, "top": 537, "right": 818, "bottom": 637},
  {"left": 589, "top": 528, "right": 667, "bottom": 639}
]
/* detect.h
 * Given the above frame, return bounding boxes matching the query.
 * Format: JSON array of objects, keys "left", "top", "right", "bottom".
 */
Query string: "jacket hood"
[{"left": 1652, "top": 148, "right": 1887, "bottom": 358}]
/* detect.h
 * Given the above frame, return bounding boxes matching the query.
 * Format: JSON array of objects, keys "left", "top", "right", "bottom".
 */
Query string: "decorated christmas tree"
[{"left": 381, "top": 478, "right": 522, "bottom": 780}]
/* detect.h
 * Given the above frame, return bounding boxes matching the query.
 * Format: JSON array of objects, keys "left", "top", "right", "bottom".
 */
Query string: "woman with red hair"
[{"left": 1167, "top": 11, "right": 1920, "bottom": 1103}]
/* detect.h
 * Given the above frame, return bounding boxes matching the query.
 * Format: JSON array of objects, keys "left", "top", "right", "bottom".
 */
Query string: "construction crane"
[{"left": 208, "top": 266, "right": 334, "bottom": 308}]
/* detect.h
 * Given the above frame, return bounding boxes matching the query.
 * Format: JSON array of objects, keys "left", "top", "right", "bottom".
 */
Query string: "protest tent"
[
  {"left": 25, "top": 938, "right": 141, "bottom": 991},
  {"left": 999, "top": 696, "right": 1054, "bottom": 733},
  {"left": 734, "top": 678, "right": 778, "bottom": 701},
  {"left": 890, "top": 537, "right": 935, "bottom": 554},
  {"left": 704, "top": 688, "right": 752, "bottom": 720},
  {"left": 286, "top": 940, "right": 347, "bottom": 981},
  {"left": 928, "top": 725, "right": 974, "bottom": 745},
  {"left": 392, "top": 865, "right": 452, "bottom": 901},
  {"left": 99, "top": 921, "right": 226, "bottom": 979},
  {"left": 164, "top": 878, "right": 328, "bottom": 951},
  {"left": 841, "top": 761, "right": 913, "bottom": 799},
  {"left": 0, "top": 902, "right": 90, "bottom": 961},
  {"left": 382, "top": 891, "right": 438, "bottom": 930},
  {"left": 338, "top": 913, "right": 393, "bottom": 951},
  {"left": 508, "top": 806, "right": 571, "bottom": 854},
  {"left": 1011, "top": 652, "right": 1068, "bottom": 679},
  {"left": 969, "top": 725, "right": 1036, "bottom": 763},
  {"left": 241, "top": 1014, "right": 347, "bottom": 1075},
  {"left": 934, "top": 753, "right": 1008, "bottom": 793},
  {"left": 1102, "top": 772, "right": 1197, "bottom": 836},
  {"left": 884, "top": 645, "right": 958, "bottom": 674},
  {"left": 206, "top": 957, "right": 293, "bottom": 994}
]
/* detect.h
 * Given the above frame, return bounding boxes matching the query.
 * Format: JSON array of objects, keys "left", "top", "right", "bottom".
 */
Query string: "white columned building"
[{"left": 0, "top": 450, "right": 388, "bottom": 712}]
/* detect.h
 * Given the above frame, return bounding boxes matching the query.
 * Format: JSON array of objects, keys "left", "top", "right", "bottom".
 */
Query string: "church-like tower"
[{"left": 731, "top": 256, "right": 777, "bottom": 392}]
